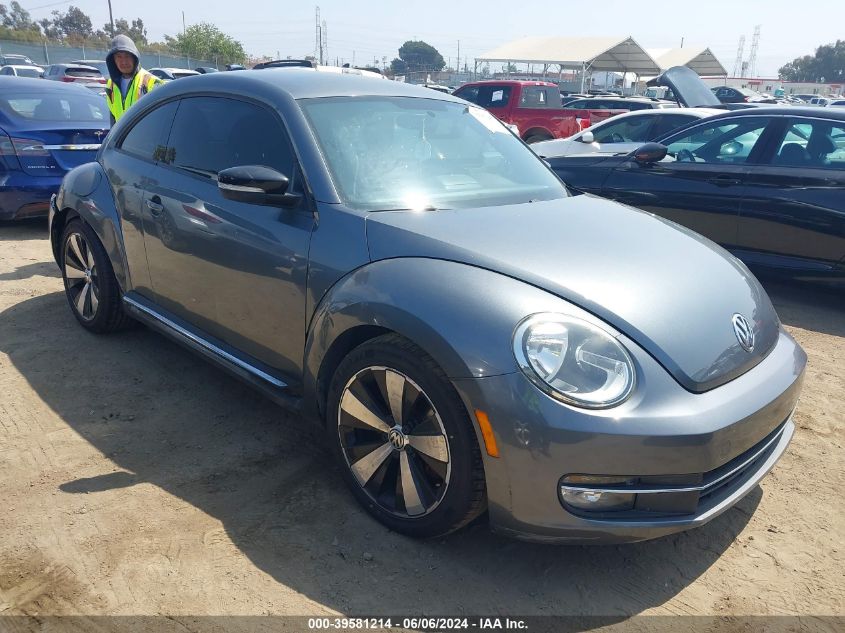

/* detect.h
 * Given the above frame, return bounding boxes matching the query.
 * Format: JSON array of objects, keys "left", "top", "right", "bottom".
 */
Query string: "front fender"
[
  {"left": 53, "top": 162, "right": 128, "bottom": 292},
  {"left": 301, "top": 257, "right": 608, "bottom": 420}
]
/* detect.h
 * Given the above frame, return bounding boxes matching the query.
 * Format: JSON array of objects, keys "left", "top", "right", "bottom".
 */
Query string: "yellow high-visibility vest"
[{"left": 106, "top": 69, "right": 160, "bottom": 122}]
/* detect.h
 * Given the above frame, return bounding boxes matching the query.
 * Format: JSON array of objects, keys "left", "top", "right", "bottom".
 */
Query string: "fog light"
[{"left": 560, "top": 475, "right": 637, "bottom": 512}]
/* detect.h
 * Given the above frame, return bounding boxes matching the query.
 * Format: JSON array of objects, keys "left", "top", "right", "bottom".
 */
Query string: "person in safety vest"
[{"left": 105, "top": 34, "right": 162, "bottom": 124}]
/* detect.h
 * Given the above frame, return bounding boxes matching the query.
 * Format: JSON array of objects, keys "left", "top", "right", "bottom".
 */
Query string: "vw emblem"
[
  {"left": 388, "top": 428, "right": 407, "bottom": 450},
  {"left": 732, "top": 314, "right": 755, "bottom": 352}
]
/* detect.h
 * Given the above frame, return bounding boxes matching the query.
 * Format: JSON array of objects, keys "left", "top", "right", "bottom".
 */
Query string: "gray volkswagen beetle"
[{"left": 49, "top": 69, "right": 806, "bottom": 543}]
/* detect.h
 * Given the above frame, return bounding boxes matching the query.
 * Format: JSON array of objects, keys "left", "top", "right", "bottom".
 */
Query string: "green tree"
[
  {"left": 394, "top": 40, "right": 445, "bottom": 73},
  {"left": 104, "top": 17, "right": 147, "bottom": 44},
  {"left": 38, "top": 5, "right": 93, "bottom": 41},
  {"left": 0, "top": 1, "right": 35, "bottom": 30},
  {"left": 166, "top": 22, "right": 246, "bottom": 64},
  {"left": 390, "top": 57, "right": 407, "bottom": 74},
  {"left": 779, "top": 40, "right": 845, "bottom": 82}
]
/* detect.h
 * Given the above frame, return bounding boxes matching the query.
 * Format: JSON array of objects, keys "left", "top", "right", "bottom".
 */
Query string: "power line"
[{"left": 24, "top": 0, "right": 73, "bottom": 11}]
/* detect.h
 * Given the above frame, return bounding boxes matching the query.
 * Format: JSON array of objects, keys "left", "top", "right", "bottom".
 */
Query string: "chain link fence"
[{"left": 0, "top": 38, "right": 217, "bottom": 71}]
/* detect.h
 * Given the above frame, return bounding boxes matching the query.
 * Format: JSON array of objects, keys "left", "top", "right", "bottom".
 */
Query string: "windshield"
[
  {"left": 300, "top": 96, "right": 566, "bottom": 211},
  {"left": 0, "top": 91, "right": 109, "bottom": 123}
]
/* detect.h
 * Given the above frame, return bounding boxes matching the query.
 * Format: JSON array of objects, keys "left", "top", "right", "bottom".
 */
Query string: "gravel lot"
[{"left": 0, "top": 220, "right": 842, "bottom": 624}]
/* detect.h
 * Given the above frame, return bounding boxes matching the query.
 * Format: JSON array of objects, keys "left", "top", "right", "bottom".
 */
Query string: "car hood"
[
  {"left": 648, "top": 66, "right": 723, "bottom": 108},
  {"left": 365, "top": 195, "right": 779, "bottom": 393}
]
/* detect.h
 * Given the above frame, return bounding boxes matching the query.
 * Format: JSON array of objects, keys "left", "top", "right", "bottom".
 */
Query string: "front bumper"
[{"left": 453, "top": 328, "right": 806, "bottom": 543}]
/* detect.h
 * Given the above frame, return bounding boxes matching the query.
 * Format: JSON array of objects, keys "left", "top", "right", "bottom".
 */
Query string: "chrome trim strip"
[
  {"left": 122, "top": 296, "right": 288, "bottom": 389},
  {"left": 560, "top": 418, "right": 789, "bottom": 496},
  {"left": 40, "top": 144, "right": 102, "bottom": 151},
  {"left": 218, "top": 181, "right": 264, "bottom": 193}
]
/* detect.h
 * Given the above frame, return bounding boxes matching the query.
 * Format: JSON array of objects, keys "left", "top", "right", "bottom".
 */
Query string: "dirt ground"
[{"left": 0, "top": 219, "right": 843, "bottom": 624}]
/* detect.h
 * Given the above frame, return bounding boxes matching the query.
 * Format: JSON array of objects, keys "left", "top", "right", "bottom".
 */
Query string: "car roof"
[
  {"left": 148, "top": 67, "right": 468, "bottom": 102},
  {"left": 459, "top": 79, "right": 557, "bottom": 88},
  {"left": 704, "top": 105, "right": 845, "bottom": 122},
  {"left": 585, "top": 107, "right": 722, "bottom": 128},
  {"left": 50, "top": 63, "right": 99, "bottom": 70},
  {"left": 0, "top": 75, "right": 96, "bottom": 92},
  {"left": 2, "top": 64, "right": 43, "bottom": 70}
]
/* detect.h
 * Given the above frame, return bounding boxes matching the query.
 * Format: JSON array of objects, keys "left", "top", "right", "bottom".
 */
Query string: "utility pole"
[
  {"left": 749, "top": 25, "right": 761, "bottom": 78},
  {"left": 680, "top": 37, "right": 684, "bottom": 48},
  {"left": 107, "top": 0, "right": 115, "bottom": 35},
  {"left": 315, "top": 6, "right": 322, "bottom": 63},
  {"left": 457, "top": 39, "right": 460, "bottom": 74},
  {"left": 322, "top": 19, "right": 327, "bottom": 64},
  {"left": 732, "top": 35, "right": 745, "bottom": 78},
  {"left": 182, "top": 11, "right": 186, "bottom": 35}
]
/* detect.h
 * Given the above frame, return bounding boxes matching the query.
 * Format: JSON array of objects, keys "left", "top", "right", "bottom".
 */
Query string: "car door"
[
  {"left": 598, "top": 116, "right": 774, "bottom": 248},
  {"left": 736, "top": 116, "right": 845, "bottom": 272},
  {"left": 140, "top": 95, "right": 314, "bottom": 378},
  {"left": 105, "top": 99, "right": 179, "bottom": 297}
]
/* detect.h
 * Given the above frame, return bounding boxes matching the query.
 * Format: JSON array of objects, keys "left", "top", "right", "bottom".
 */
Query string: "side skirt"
[{"left": 122, "top": 293, "right": 304, "bottom": 414}]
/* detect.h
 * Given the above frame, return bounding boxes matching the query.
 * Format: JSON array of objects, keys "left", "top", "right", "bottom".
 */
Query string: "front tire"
[
  {"left": 61, "top": 219, "right": 132, "bottom": 333},
  {"left": 327, "top": 334, "right": 487, "bottom": 538}
]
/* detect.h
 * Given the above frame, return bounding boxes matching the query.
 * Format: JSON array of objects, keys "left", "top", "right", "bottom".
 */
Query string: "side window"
[
  {"left": 773, "top": 119, "right": 845, "bottom": 169},
  {"left": 666, "top": 118, "right": 770, "bottom": 164},
  {"left": 454, "top": 86, "right": 479, "bottom": 104},
  {"left": 520, "top": 86, "right": 548, "bottom": 108},
  {"left": 0, "top": 68, "right": 9, "bottom": 75},
  {"left": 166, "top": 97, "right": 294, "bottom": 177},
  {"left": 119, "top": 101, "right": 178, "bottom": 162},
  {"left": 651, "top": 114, "right": 698, "bottom": 139},
  {"left": 476, "top": 86, "right": 511, "bottom": 108},
  {"left": 592, "top": 117, "right": 652, "bottom": 143},
  {"left": 565, "top": 99, "right": 596, "bottom": 109}
]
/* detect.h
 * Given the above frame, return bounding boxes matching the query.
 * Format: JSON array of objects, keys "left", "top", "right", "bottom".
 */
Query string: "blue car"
[{"left": 0, "top": 77, "right": 109, "bottom": 220}]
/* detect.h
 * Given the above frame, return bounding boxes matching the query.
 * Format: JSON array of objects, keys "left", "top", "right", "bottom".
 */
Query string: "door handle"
[
  {"left": 145, "top": 197, "right": 163, "bottom": 216},
  {"left": 707, "top": 175, "right": 742, "bottom": 187}
]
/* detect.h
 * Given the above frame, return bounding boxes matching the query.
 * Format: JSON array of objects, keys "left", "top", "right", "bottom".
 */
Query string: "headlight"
[{"left": 513, "top": 313, "right": 635, "bottom": 408}]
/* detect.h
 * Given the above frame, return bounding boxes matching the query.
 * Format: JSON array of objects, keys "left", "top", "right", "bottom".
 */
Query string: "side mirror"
[
  {"left": 218, "top": 165, "right": 301, "bottom": 207},
  {"left": 631, "top": 143, "right": 668, "bottom": 165},
  {"left": 580, "top": 131, "right": 595, "bottom": 143}
]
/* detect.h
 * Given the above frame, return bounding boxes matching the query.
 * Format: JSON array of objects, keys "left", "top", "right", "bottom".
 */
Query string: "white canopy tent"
[
  {"left": 648, "top": 47, "right": 728, "bottom": 76},
  {"left": 476, "top": 36, "right": 662, "bottom": 91}
]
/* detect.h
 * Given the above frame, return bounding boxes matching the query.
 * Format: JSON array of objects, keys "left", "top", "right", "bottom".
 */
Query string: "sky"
[{"left": 21, "top": 0, "right": 845, "bottom": 77}]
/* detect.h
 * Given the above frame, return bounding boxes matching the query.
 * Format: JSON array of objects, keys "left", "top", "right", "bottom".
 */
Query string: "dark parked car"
[
  {"left": 49, "top": 69, "right": 805, "bottom": 543},
  {"left": 546, "top": 107, "right": 845, "bottom": 284},
  {"left": 194, "top": 67, "right": 219, "bottom": 74},
  {"left": 0, "top": 77, "right": 109, "bottom": 220}
]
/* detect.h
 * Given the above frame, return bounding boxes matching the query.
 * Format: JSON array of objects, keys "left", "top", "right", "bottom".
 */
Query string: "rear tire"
[
  {"left": 60, "top": 219, "right": 133, "bottom": 333},
  {"left": 327, "top": 334, "right": 487, "bottom": 538}
]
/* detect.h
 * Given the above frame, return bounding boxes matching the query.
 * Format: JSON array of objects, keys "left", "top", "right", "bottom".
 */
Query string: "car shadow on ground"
[
  {"left": 1, "top": 291, "right": 768, "bottom": 618},
  {"left": 0, "top": 219, "right": 48, "bottom": 241},
  {"left": 761, "top": 279, "right": 845, "bottom": 338}
]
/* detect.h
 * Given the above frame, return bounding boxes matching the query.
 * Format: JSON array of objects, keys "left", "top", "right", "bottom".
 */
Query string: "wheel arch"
[
  {"left": 52, "top": 162, "right": 129, "bottom": 292},
  {"left": 301, "top": 257, "right": 575, "bottom": 424},
  {"left": 522, "top": 127, "right": 554, "bottom": 143}
]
